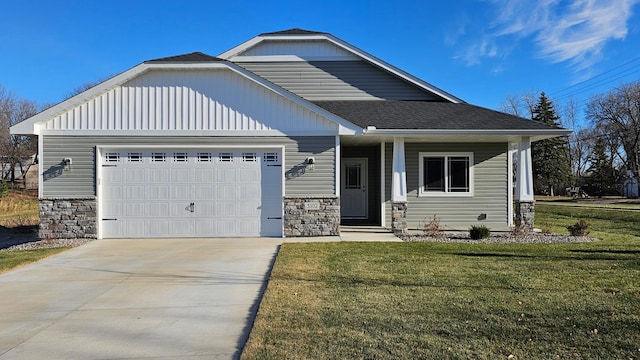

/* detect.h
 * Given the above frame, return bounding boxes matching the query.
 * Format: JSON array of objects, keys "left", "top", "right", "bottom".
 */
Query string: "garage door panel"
[
  {"left": 148, "top": 186, "right": 170, "bottom": 200},
  {"left": 171, "top": 185, "right": 192, "bottom": 200},
  {"left": 123, "top": 203, "right": 146, "bottom": 217},
  {"left": 170, "top": 220, "right": 192, "bottom": 235},
  {"left": 149, "top": 169, "right": 170, "bottom": 182},
  {"left": 124, "top": 221, "right": 146, "bottom": 237},
  {"left": 216, "top": 186, "right": 237, "bottom": 200},
  {"left": 147, "top": 221, "right": 170, "bottom": 236},
  {"left": 101, "top": 149, "right": 283, "bottom": 238},
  {"left": 125, "top": 186, "right": 147, "bottom": 200},
  {"left": 148, "top": 203, "right": 170, "bottom": 217}
]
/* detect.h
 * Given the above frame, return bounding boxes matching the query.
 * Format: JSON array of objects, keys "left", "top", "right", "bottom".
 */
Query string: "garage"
[{"left": 99, "top": 148, "right": 283, "bottom": 238}]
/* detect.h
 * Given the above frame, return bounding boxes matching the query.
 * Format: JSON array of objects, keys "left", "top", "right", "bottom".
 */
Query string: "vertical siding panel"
[
  {"left": 143, "top": 86, "right": 151, "bottom": 130},
  {"left": 39, "top": 69, "right": 336, "bottom": 133}
]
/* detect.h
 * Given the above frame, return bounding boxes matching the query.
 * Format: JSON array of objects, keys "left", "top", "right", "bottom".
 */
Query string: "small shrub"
[
  {"left": 421, "top": 215, "right": 445, "bottom": 238},
  {"left": 567, "top": 220, "right": 590, "bottom": 236},
  {"left": 0, "top": 180, "right": 8, "bottom": 197},
  {"left": 469, "top": 225, "right": 490, "bottom": 240},
  {"left": 511, "top": 220, "right": 529, "bottom": 237}
]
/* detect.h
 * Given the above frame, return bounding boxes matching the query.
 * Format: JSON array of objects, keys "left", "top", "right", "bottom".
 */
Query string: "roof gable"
[
  {"left": 11, "top": 59, "right": 361, "bottom": 136},
  {"left": 218, "top": 29, "right": 462, "bottom": 103},
  {"left": 145, "top": 52, "right": 224, "bottom": 63}
]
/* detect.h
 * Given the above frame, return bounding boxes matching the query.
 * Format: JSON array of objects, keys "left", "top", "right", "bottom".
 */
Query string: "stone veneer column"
[
  {"left": 515, "top": 201, "right": 535, "bottom": 230},
  {"left": 515, "top": 137, "right": 535, "bottom": 230},
  {"left": 39, "top": 198, "right": 97, "bottom": 239},
  {"left": 391, "top": 201, "right": 408, "bottom": 234},
  {"left": 283, "top": 196, "right": 340, "bottom": 237}
]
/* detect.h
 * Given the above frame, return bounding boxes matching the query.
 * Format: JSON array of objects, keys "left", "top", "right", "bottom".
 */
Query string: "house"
[{"left": 11, "top": 29, "right": 569, "bottom": 239}]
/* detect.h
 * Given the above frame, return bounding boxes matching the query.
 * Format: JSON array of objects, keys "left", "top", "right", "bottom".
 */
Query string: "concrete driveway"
[{"left": 0, "top": 238, "right": 281, "bottom": 360}]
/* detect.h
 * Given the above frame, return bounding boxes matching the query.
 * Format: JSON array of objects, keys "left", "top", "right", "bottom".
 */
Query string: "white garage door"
[{"left": 100, "top": 149, "right": 283, "bottom": 238}]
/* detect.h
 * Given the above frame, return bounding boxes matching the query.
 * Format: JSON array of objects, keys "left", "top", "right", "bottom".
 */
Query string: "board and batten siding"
[
  {"left": 237, "top": 61, "right": 437, "bottom": 101},
  {"left": 40, "top": 69, "right": 337, "bottom": 133},
  {"left": 238, "top": 40, "right": 360, "bottom": 60},
  {"left": 41, "top": 136, "right": 335, "bottom": 198},
  {"left": 385, "top": 143, "right": 509, "bottom": 230}
]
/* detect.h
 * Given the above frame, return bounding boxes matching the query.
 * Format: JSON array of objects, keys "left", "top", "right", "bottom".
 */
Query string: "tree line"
[
  {"left": 501, "top": 79, "right": 640, "bottom": 197},
  {"left": 0, "top": 84, "right": 39, "bottom": 188}
]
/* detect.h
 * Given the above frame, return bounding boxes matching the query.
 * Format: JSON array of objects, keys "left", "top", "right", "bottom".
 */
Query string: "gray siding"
[
  {"left": 237, "top": 61, "right": 438, "bottom": 101},
  {"left": 385, "top": 143, "right": 509, "bottom": 230},
  {"left": 42, "top": 136, "right": 335, "bottom": 198}
]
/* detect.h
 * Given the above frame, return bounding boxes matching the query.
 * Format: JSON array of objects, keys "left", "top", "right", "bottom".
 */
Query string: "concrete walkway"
[{"left": 0, "top": 238, "right": 281, "bottom": 360}]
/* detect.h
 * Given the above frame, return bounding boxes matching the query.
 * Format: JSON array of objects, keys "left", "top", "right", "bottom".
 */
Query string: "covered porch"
[{"left": 338, "top": 134, "right": 538, "bottom": 232}]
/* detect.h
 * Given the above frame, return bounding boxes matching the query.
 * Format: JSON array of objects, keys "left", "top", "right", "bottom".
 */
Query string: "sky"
[{"left": 2, "top": 0, "right": 640, "bottom": 129}]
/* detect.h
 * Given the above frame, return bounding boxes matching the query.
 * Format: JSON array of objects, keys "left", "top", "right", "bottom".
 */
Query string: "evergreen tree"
[
  {"left": 531, "top": 93, "right": 573, "bottom": 196},
  {"left": 585, "top": 138, "right": 617, "bottom": 196}
]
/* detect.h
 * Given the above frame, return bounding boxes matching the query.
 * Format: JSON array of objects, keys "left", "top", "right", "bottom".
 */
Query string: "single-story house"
[{"left": 11, "top": 28, "right": 569, "bottom": 239}]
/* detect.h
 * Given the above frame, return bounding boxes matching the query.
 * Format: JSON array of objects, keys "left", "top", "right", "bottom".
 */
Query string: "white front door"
[{"left": 341, "top": 158, "right": 368, "bottom": 219}]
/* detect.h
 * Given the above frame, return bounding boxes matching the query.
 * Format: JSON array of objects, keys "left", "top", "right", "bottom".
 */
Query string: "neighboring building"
[{"left": 11, "top": 29, "right": 569, "bottom": 239}]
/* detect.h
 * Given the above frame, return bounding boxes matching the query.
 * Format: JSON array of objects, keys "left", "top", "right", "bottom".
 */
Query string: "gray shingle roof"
[
  {"left": 313, "top": 100, "right": 563, "bottom": 131},
  {"left": 260, "top": 28, "right": 327, "bottom": 36},
  {"left": 145, "top": 52, "right": 224, "bottom": 63}
]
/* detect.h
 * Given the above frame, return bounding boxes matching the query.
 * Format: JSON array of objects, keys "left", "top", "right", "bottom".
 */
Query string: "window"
[
  {"left": 218, "top": 152, "right": 233, "bottom": 163},
  {"left": 197, "top": 152, "right": 212, "bottom": 162},
  {"left": 151, "top": 152, "right": 166, "bottom": 162},
  {"left": 263, "top": 152, "right": 278, "bottom": 163},
  {"left": 128, "top": 153, "right": 143, "bottom": 162},
  {"left": 242, "top": 152, "right": 257, "bottom": 162},
  {"left": 105, "top": 152, "right": 120, "bottom": 163},
  {"left": 419, "top": 152, "right": 473, "bottom": 196},
  {"left": 173, "top": 152, "right": 188, "bottom": 162}
]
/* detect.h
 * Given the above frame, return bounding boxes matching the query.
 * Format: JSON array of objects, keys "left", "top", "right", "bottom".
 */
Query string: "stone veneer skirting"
[
  {"left": 284, "top": 196, "right": 340, "bottom": 237},
  {"left": 391, "top": 201, "right": 408, "bottom": 234},
  {"left": 515, "top": 200, "right": 535, "bottom": 230},
  {"left": 39, "top": 198, "right": 97, "bottom": 239}
]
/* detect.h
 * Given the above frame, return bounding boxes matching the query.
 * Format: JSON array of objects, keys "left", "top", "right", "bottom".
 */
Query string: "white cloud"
[{"left": 489, "top": 0, "right": 639, "bottom": 69}]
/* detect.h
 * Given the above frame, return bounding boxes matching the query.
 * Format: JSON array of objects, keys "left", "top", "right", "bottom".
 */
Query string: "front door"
[{"left": 341, "top": 158, "right": 368, "bottom": 219}]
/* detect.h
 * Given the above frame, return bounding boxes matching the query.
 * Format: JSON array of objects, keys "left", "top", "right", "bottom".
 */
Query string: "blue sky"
[{"left": 2, "top": 0, "right": 640, "bottom": 128}]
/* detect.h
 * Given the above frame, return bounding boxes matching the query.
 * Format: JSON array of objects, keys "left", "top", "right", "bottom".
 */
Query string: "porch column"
[
  {"left": 391, "top": 137, "right": 408, "bottom": 234},
  {"left": 515, "top": 136, "right": 535, "bottom": 229}
]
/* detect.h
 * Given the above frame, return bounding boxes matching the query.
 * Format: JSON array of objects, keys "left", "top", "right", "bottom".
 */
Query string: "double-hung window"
[{"left": 419, "top": 152, "right": 473, "bottom": 196}]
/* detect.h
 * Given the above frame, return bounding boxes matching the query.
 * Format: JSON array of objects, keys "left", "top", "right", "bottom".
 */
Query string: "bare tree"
[
  {"left": 0, "top": 84, "right": 38, "bottom": 186},
  {"left": 561, "top": 97, "right": 591, "bottom": 178},
  {"left": 586, "top": 80, "right": 640, "bottom": 177},
  {"left": 499, "top": 91, "right": 538, "bottom": 119}
]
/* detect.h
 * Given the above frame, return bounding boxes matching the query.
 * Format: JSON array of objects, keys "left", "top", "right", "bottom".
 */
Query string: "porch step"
[{"left": 340, "top": 225, "right": 392, "bottom": 234}]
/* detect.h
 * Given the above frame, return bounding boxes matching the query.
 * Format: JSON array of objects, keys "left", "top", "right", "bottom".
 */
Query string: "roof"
[
  {"left": 145, "top": 52, "right": 224, "bottom": 63},
  {"left": 313, "top": 100, "right": 565, "bottom": 131},
  {"left": 259, "top": 28, "right": 327, "bottom": 36}
]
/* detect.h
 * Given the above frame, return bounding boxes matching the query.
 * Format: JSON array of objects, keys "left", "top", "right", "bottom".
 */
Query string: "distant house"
[{"left": 11, "top": 29, "right": 568, "bottom": 239}]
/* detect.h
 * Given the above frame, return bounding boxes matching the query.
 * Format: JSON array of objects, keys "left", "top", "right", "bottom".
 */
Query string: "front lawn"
[
  {"left": 0, "top": 248, "right": 70, "bottom": 274},
  {"left": 242, "top": 206, "right": 640, "bottom": 359}
]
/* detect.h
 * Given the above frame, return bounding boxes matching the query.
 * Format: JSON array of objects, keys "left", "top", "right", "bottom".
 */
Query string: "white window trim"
[{"left": 418, "top": 152, "right": 474, "bottom": 197}]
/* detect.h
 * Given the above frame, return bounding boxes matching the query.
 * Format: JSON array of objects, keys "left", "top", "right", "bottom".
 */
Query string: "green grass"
[
  {"left": 242, "top": 206, "right": 640, "bottom": 359},
  {"left": 0, "top": 248, "right": 70, "bottom": 274}
]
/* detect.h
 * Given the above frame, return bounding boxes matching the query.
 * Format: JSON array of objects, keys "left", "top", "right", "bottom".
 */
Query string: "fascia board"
[{"left": 364, "top": 129, "right": 572, "bottom": 136}]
